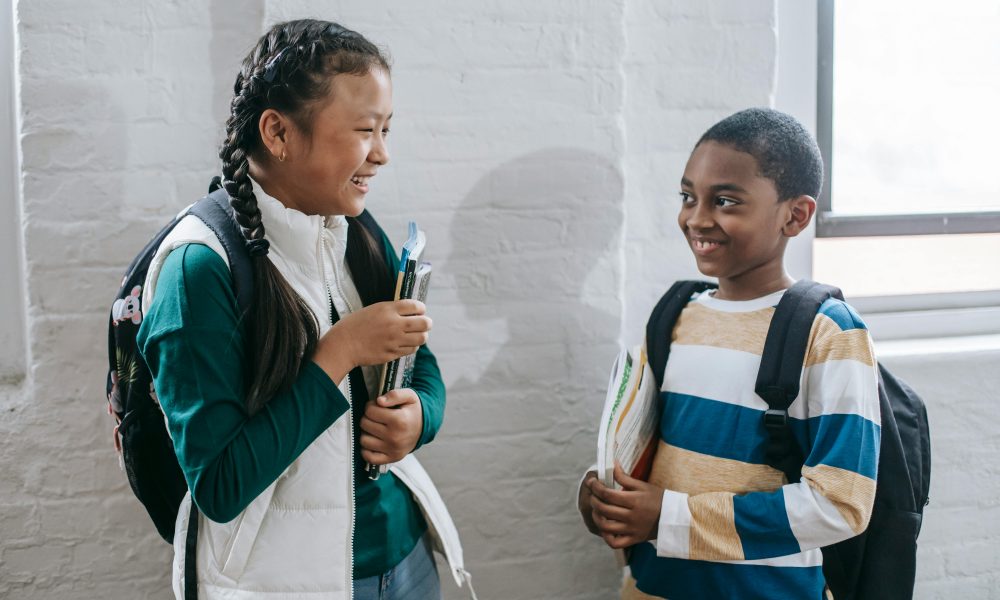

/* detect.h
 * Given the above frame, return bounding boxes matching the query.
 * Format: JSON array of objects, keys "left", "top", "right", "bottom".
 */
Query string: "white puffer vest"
[{"left": 143, "top": 184, "right": 472, "bottom": 599}]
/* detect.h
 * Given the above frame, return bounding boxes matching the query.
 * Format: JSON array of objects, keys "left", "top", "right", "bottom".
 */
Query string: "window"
[{"left": 812, "top": 0, "right": 1000, "bottom": 337}]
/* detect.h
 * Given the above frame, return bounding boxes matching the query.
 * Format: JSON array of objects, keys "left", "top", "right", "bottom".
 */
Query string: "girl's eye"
[
  {"left": 715, "top": 196, "right": 739, "bottom": 207},
  {"left": 381, "top": 128, "right": 390, "bottom": 137},
  {"left": 679, "top": 192, "right": 694, "bottom": 204}
]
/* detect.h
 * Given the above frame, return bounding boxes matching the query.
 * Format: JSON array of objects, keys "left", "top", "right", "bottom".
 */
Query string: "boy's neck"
[{"left": 715, "top": 270, "right": 795, "bottom": 301}]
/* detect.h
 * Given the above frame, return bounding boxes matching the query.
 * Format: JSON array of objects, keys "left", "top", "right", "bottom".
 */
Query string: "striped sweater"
[{"left": 624, "top": 289, "right": 881, "bottom": 600}]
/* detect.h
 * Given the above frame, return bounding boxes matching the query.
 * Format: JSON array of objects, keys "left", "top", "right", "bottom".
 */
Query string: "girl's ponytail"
[{"left": 219, "top": 19, "right": 391, "bottom": 412}]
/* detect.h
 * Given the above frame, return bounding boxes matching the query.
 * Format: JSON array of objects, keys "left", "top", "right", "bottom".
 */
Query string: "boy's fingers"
[
  {"left": 590, "top": 495, "right": 631, "bottom": 522},
  {"left": 614, "top": 461, "right": 641, "bottom": 491},
  {"left": 588, "top": 480, "right": 633, "bottom": 508}
]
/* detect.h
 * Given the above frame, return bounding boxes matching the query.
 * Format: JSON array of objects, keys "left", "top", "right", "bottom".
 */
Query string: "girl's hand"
[
  {"left": 588, "top": 463, "right": 663, "bottom": 549},
  {"left": 359, "top": 389, "right": 423, "bottom": 464},
  {"left": 312, "top": 300, "right": 431, "bottom": 383},
  {"left": 578, "top": 471, "right": 602, "bottom": 536}
]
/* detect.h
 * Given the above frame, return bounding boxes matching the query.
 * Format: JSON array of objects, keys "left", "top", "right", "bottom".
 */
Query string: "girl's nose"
[{"left": 369, "top": 135, "right": 390, "bottom": 166}]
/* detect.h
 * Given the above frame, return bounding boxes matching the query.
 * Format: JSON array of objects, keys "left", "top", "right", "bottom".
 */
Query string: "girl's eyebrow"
[{"left": 359, "top": 111, "right": 393, "bottom": 120}]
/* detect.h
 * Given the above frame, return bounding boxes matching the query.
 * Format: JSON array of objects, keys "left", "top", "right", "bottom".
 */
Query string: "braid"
[{"left": 219, "top": 19, "right": 391, "bottom": 412}]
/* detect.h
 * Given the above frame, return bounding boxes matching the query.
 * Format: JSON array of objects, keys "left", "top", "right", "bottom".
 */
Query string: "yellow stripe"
[
  {"left": 647, "top": 442, "right": 786, "bottom": 496},
  {"left": 689, "top": 492, "right": 744, "bottom": 561},
  {"left": 672, "top": 303, "right": 775, "bottom": 355},
  {"left": 621, "top": 576, "right": 664, "bottom": 599},
  {"left": 804, "top": 328, "right": 875, "bottom": 368},
  {"left": 801, "top": 464, "right": 876, "bottom": 534}
]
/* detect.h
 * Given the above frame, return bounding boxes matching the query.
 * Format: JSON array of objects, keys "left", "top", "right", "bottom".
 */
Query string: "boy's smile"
[{"left": 678, "top": 141, "right": 805, "bottom": 300}]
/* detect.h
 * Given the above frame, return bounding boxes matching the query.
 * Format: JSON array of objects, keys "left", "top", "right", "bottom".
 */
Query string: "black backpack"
[
  {"left": 106, "top": 185, "right": 253, "bottom": 544},
  {"left": 646, "top": 279, "right": 931, "bottom": 600},
  {"left": 106, "top": 180, "right": 390, "bottom": 598}
]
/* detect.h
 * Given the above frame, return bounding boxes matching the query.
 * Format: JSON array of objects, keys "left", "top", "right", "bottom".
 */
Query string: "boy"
[{"left": 579, "top": 108, "right": 880, "bottom": 599}]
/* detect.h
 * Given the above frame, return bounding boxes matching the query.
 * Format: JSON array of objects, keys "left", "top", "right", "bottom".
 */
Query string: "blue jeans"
[{"left": 353, "top": 535, "right": 441, "bottom": 600}]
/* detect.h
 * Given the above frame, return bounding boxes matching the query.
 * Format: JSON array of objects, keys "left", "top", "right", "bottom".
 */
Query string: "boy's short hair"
[{"left": 697, "top": 107, "right": 824, "bottom": 201}]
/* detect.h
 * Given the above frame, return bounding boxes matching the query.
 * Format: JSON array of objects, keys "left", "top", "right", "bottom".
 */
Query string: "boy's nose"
[{"left": 685, "top": 202, "right": 714, "bottom": 230}]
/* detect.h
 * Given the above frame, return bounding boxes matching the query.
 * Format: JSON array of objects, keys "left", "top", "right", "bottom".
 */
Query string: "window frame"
[
  {"left": 1, "top": 0, "right": 26, "bottom": 384},
  {"left": 815, "top": 0, "right": 1000, "bottom": 238}
]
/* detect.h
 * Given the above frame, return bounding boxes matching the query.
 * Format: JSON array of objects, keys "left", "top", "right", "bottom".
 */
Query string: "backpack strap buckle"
[{"left": 763, "top": 408, "right": 788, "bottom": 430}]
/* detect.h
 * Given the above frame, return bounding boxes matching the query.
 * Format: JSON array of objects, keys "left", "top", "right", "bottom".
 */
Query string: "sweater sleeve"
[
  {"left": 136, "top": 243, "right": 350, "bottom": 523},
  {"left": 378, "top": 229, "right": 446, "bottom": 450},
  {"left": 655, "top": 300, "right": 881, "bottom": 561}
]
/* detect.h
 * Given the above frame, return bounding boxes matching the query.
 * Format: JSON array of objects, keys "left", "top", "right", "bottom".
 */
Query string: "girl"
[{"left": 137, "top": 19, "right": 466, "bottom": 600}]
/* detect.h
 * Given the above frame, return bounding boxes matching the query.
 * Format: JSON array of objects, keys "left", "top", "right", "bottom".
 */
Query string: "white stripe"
[
  {"left": 664, "top": 345, "right": 879, "bottom": 424},
  {"left": 663, "top": 345, "right": 768, "bottom": 410},
  {"left": 783, "top": 482, "right": 856, "bottom": 551},
  {"left": 693, "top": 288, "right": 785, "bottom": 312},
  {"left": 655, "top": 490, "right": 691, "bottom": 559},
  {"left": 801, "top": 359, "right": 881, "bottom": 425},
  {"left": 711, "top": 549, "right": 822, "bottom": 568}
]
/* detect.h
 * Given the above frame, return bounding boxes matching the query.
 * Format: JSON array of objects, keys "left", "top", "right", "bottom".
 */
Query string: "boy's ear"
[
  {"left": 258, "top": 109, "right": 290, "bottom": 161},
  {"left": 782, "top": 195, "right": 817, "bottom": 237}
]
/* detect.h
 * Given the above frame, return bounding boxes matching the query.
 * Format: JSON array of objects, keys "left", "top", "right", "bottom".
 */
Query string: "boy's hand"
[
  {"left": 359, "top": 389, "right": 423, "bottom": 465},
  {"left": 588, "top": 463, "right": 663, "bottom": 549},
  {"left": 578, "top": 471, "right": 601, "bottom": 536}
]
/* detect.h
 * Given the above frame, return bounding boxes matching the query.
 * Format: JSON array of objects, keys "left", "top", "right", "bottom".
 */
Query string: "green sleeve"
[
  {"left": 379, "top": 229, "right": 446, "bottom": 449},
  {"left": 137, "top": 243, "right": 350, "bottom": 523}
]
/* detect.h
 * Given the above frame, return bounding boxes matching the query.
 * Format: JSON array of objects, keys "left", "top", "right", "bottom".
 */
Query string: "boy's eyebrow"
[{"left": 679, "top": 177, "right": 749, "bottom": 194}]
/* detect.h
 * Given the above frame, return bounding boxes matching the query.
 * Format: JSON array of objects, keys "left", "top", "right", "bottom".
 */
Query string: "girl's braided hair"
[{"left": 221, "top": 19, "right": 392, "bottom": 413}]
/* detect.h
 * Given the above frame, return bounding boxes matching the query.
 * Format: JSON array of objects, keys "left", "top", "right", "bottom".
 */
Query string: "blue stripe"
[
  {"left": 629, "top": 543, "right": 824, "bottom": 600},
  {"left": 661, "top": 393, "right": 879, "bottom": 479},
  {"left": 733, "top": 488, "right": 801, "bottom": 559},
  {"left": 803, "top": 413, "right": 880, "bottom": 479},
  {"left": 660, "top": 393, "right": 772, "bottom": 463},
  {"left": 818, "top": 298, "right": 867, "bottom": 331}
]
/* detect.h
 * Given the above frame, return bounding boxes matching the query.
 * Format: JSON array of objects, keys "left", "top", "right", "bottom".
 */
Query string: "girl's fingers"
[
  {"left": 395, "top": 299, "right": 426, "bottom": 316},
  {"left": 361, "top": 448, "right": 392, "bottom": 465},
  {"left": 402, "top": 315, "right": 432, "bottom": 333},
  {"left": 378, "top": 390, "right": 418, "bottom": 408},
  {"left": 358, "top": 433, "right": 388, "bottom": 453},
  {"left": 359, "top": 415, "right": 388, "bottom": 436}
]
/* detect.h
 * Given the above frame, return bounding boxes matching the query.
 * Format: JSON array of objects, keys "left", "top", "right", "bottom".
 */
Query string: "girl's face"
[{"left": 278, "top": 67, "right": 393, "bottom": 217}]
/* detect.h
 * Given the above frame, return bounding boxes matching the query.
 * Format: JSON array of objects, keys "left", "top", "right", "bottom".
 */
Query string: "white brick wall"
[{"left": 2, "top": 1, "right": 997, "bottom": 599}]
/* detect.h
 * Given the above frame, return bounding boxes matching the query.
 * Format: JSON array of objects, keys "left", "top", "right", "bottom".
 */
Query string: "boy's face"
[{"left": 678, "top": 141, "right": 796, "bottom": 296}]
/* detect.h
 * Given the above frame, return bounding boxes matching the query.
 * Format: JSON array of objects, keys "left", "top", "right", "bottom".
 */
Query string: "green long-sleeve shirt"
[{"left": 137, "top": 241, "right": 445, "bottom": 579}]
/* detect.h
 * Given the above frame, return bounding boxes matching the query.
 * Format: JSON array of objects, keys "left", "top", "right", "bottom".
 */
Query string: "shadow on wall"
[{"left": 426, "top": 148, "right": 624, "bottom": 597}]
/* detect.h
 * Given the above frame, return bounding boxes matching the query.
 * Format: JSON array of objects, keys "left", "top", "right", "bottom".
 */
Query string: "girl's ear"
[
  {"left": 782, "top": 194, "right": 817, "bottom": 237},
  {"left": 258, "top": 109, "right": 290, "bottom": 162}
]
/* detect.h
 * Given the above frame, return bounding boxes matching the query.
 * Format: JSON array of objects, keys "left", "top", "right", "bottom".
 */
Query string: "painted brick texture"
[{"left": 3, "top": 2, "right": 994, "bottom": 600}]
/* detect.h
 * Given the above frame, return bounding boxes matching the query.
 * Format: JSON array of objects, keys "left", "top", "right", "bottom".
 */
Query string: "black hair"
[
  {"left": 221, "top": 19, "right": 394, "bottom": 413},
  {"left": 696, "top": 107, "right": 824, "bottom": 201}
]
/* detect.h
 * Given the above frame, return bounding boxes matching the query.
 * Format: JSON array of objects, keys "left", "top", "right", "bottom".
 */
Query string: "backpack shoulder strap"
[
  {"left": 646, "top": 280, "right": 717, "bottom": 389},
  {"left": 756, "top": 279, "right": 843, "bottom": 482},
  {"left": 187, "top": 188, "right": 254, "bottom": 315}
]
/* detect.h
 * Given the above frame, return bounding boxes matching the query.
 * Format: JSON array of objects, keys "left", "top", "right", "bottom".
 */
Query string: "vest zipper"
[{"left": 320, "top": 224, "right": 355, "bottom": 599}]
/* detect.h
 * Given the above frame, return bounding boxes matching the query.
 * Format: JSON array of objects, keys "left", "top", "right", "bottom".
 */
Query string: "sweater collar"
[{"left": 249, "top": 177, "right": 349, "bottom": 267}]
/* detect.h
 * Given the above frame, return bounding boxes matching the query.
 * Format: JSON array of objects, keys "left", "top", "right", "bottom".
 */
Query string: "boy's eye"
[
  {"left": 381, "top": 128, "right": 390, "bottom": 137},
  {"left": 715, "top": 196, "right": 739, "bottom": 207},
  {"left": 679, "top": 192, "right": 694, "bottom": 204}
]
